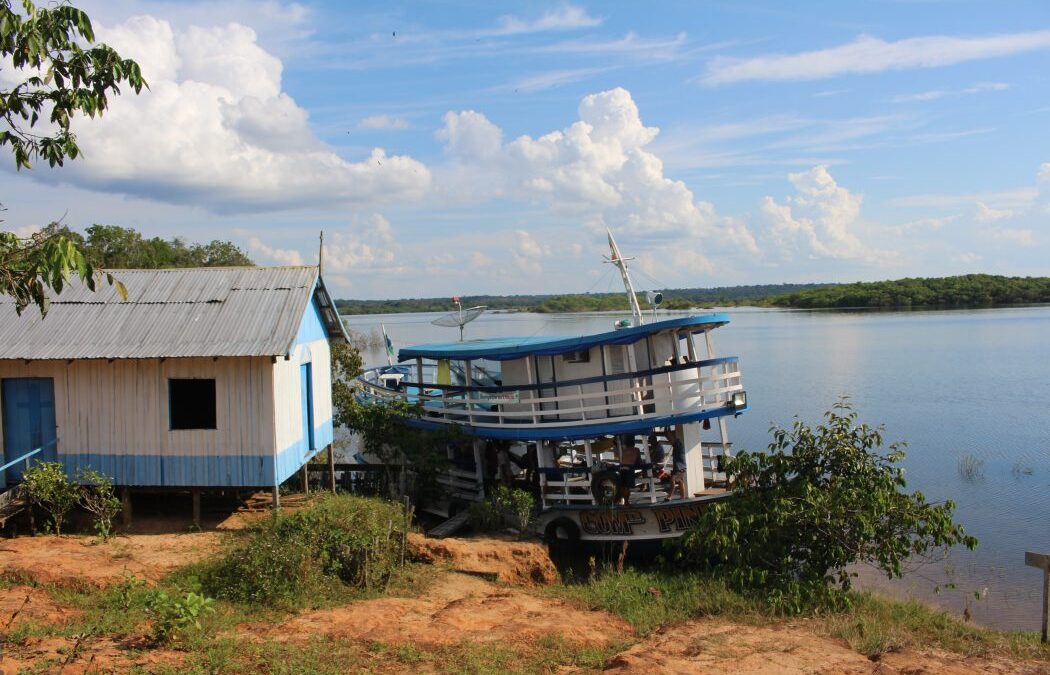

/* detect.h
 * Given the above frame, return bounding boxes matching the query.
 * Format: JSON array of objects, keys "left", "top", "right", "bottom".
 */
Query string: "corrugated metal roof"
[{"left": 0, "top": 267, "right": 326, "bottom": 359}]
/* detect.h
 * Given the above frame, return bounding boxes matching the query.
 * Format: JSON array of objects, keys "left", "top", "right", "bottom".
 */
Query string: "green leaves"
[
  {"left": 679, "top": 399, "right": 977, "bottom": 614},
  {"left": 0, "top": 0, "right": 147, "bottom": 170}
]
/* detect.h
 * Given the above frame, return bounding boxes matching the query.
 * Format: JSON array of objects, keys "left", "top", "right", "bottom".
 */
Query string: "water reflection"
[{"left": 343, "top": 305, "right": 1050, "bottom": 631}]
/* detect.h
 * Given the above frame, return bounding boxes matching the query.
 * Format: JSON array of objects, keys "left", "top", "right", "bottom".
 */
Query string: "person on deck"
[
  {"left": 663, "top": 426, "right": 688, "bottom": 501},
  {"left": 617, "top": 434, "right": 642, "bottom": 505}
]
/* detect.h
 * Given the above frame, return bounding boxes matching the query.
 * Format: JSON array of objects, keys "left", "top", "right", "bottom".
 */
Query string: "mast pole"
[
  {"left": 606, "top": 230, "right": 644, "bottom": 325},
  {"left": 318, "top": 231, "right": 324, "bottom": 276}
]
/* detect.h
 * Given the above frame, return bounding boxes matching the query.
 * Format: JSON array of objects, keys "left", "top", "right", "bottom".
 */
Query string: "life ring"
[{"left": 590, "top": 469, "right": 620, "bottom": 504}]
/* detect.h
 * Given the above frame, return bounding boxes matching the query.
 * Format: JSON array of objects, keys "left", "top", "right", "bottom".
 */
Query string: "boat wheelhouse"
[{"left": 356, "top": 233, "right": 749, "bottom": 541}]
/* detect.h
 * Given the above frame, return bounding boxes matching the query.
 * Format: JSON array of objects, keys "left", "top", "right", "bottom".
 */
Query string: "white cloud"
[
  {"left": 974, "top": 201, "right": 1014, "bottom": 223},
  {"left": 437, "top": 88, "right": 757, "bottom": 254},
  {"left": 536, "top": 31, "right": 687, "bottom": 60},
  {"left": 953, "top": 252, "right": 983, "bottom": 264},
  {"left": 501, "top": 67, "right": 606, "bottom": 93},
  {"left": 358, "top": 115, "right": 410, "bottom": 130},
  {"left": 1038, "top": 162, "right": 1050, "bottom": 214},
  {"left": 247, "top": 236, "right": 305, "bottom": 266},
  {"left": 512, "top": 230, "right": 551, "bottom": 274},
  {"left": 994, "top": 228, "right": 1036, "bottom": 247},
  {"left": 493, "top": 5, "right": 602, "bottom": 35},
  {"left": 324, "top": 214, "right": 399, "bottom": 273},
  {"left": 761, "top": 165, "right": 867, "bottom": 259},
  {"left": 892, "top": 81, "right": 1009, "bottom": 103},
  {"left": 702, "top": 31, "right": 1050, "bottom": 84},
  {"left": 31, "top": 15, "right": 429, "bottom": 213},
  {"left": 437, "top": 110, "right": 503, "bottom": 160}
]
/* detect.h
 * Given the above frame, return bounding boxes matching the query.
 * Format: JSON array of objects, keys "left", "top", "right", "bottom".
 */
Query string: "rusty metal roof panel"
[{"left": 0, "top": 267, "right": 325, "bottom": 359}]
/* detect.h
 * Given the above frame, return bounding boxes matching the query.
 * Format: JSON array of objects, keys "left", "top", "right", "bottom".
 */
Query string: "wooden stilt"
[
  {"left": 191, "top": 490, "right": 201, "bottom": 530},
  {"left": 327, "top": 444, "right": 336, "bottom": 494},
  {"left": 272, "top": 485, "right": 280, "bottom": 510},
  {"left": 300, "top": 462, "right": 310, "bottom": 495},
  {"left": 121, "top": 487, "right": 132, "bottom": 528},
  {"left": 1025, "top": 552, "right": 1050, "bottom": 643}
]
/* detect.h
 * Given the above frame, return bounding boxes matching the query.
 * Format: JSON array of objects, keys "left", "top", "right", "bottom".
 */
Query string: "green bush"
[
  {"left": 679, "top": 401, "right": 977, "bottom": 614},
  {"left": 468, "top": 485, "right": 536, "bottom": 534},
  {"left": 76, "top": 468, "right": 121, "bottom": 539},
  {"left": 21, "top": 462, "right": 79, "bottom": 535},
  {"left": 201, "top": 494, "right": 406, "bottom": 606},
  {"left": 146, "top": 590, "right": 215, "bottom": 644}
]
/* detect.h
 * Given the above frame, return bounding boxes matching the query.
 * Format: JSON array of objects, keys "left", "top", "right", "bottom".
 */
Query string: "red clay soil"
[
  {"left": 0, "top": 532, "right": 224, "bottom": 586},
  {"left": 0, "top": 585, "right": 80, "bottom": 630},
  {"left": 0, "top": 635, "right": 183, "bottom": 674},
  {"left": 408, "top": 532, "right": 559, "bottom": 586},
  {"left": 252, "top": 571, "right": 632, "bottom": 649},
  {"left": 605, "top": 619, "right": 1048, "bottom": 675}
]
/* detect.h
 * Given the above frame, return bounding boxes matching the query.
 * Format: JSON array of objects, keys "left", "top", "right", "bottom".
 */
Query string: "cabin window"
[
  {"left": 169, "top": 379, "right": 217, "bottom": 430},
  {"left": 563, "top": 349, "right": 590, "bottom": 364}
]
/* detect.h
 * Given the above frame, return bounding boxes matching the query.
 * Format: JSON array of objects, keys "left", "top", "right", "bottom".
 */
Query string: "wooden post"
[
  {"left": 272, "top": 485, "right": 280, "bottom": 510},
  {"left": 1025, "top": 551, "right": 1050, "bottom": 643},
  {"left": 191, "top": 490, "right": 201, "bottom": 530},
  {"left": 121, "top": 487, "right": 132, "bottom": 528},
  {"left": 300, "top": 462, "right": 309, "bottom": 495},
  {"left": 327, "top": 444, "right": 336, "bottom": 494}
]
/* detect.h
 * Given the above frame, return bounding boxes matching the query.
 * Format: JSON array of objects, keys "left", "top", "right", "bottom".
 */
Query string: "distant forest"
[
  {"left": 334, "top": 283, "right": 829, "bottom": 315},
  {"left": 336, "top": 275, "right": 1050, "bottom": 314},
  {"left": 770, "top": 274, "right": 1050, "bottom": 308}
]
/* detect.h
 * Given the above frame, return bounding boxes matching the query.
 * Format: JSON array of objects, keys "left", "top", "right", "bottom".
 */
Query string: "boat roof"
[{"left": 398, "top": 313, "right": 730, "bottom": 362}]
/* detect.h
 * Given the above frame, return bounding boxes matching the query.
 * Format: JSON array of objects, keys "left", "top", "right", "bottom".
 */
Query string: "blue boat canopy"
[{"left": 398, "top": 314, "right": 730, "bottom": 362}]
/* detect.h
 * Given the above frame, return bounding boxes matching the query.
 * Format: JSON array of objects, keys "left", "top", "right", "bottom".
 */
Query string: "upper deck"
[{"left": 356, "top": 314, "right": 748, "bottom": 441}]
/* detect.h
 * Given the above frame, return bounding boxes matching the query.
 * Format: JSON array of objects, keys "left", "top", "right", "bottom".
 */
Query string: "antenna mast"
[
  {"left": 604, "top": 229, "right": 643, "bottom": 325},
  {"left": 318, "top": 231, "right": 325, "bottom": 276}
]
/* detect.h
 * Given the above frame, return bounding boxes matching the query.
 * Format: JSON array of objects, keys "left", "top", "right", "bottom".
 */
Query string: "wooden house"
[{"left": 0, "top": 266, "right": 347, "bottom": 493}]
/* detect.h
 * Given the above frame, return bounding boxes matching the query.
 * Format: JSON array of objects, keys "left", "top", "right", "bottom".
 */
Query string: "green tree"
[
  {"left": 0, "top": 0, "right": 146, "bottom": 314},
  {"left": 680, "top": 401, "right": 977, "bottom": 613}
]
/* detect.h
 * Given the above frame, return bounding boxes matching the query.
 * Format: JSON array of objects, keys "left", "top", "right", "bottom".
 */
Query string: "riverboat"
[{"left": 356, "top": 232, "right": 749, "bottom": 542}]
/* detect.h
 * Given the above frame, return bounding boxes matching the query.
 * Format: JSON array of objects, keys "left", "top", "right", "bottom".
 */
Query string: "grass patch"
[
  {"left": 822, "top": 592, "right": 1050, "bottom": 660},
  {"left": 197, "top": 494, "right": 408, "bottom": 608},
  {"left": 549, "top": 567, "right": 769, "bottom": 635}
]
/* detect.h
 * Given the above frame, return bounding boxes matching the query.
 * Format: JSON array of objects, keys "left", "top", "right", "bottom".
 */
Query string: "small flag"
[{"left": 381, "top": 323, "right": 395, "bottom": 366}]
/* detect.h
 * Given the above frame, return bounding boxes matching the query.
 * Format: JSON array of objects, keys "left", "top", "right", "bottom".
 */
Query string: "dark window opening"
[{"left": 169, "top": 379, "right": 217, "bottom": 430}]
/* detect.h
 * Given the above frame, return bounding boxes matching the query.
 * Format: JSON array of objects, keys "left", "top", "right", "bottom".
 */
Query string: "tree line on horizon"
[
  {"left": 334, "top": 274, "right": 1050, "bottom": 314},
  {"left": 40, "top": 223, "right": 254, "bottom": 269}
]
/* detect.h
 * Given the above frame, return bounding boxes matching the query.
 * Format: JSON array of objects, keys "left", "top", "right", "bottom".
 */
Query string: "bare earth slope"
[{"left": 1, "top": 530, "right": 1048, "bottom": 674}]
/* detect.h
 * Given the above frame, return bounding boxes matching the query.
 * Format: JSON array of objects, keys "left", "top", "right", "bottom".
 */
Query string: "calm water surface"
[{"left": 344, "top": 305, "right": 1050, "bottom": 631}]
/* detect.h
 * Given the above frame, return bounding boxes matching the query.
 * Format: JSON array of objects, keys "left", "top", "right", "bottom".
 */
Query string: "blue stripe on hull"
[
  {"left": 59, "top": 416, "right": 334, "bottom": 487},
  {"left": 402, "top": 406, "right": 749, "bottom": 441}
]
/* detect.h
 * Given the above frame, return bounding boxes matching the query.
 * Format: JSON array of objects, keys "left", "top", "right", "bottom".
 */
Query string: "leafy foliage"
[
  {"left": 344, "top": 397, "right": 452, "bottom": 503},
  {"left": 0, "top": 0, "right": 146, "bottom": 170},
  {"left": 76, "top": 467, "right": 121, "bottom": 539},
  {"left": 469, "top": 484, "right": 536, "bottom": 534},
  {"left": 145, "top": 590, "right": 215, "bottom": 644},
  {"left": 43, "top": 223, "right": 254, "bottom": 269},
  {"left": 21, "top": 461, "right": 78, "bottom": 534},
  {"left": 772, "top": 274, "right": 1050, "bottom": 309},
  {"left": 679, "top": 401, "right": 978, "bottom": 613},
  {"left": 0, "top": 1, "right": 145, "bottom": 314},
  {"left": 0, "top": 228, "right": 126, "bottom": 315},
  {"left": 200, "top": 495, "right": 406, "bottom": 607},
  {"left": 330, "top": 340, "right": 363, "bottom": 428}
]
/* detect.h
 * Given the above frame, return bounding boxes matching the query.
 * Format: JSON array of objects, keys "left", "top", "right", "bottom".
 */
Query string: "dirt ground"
[{"left": 2, "top": 522, "right": 1049, "bottom": 674}]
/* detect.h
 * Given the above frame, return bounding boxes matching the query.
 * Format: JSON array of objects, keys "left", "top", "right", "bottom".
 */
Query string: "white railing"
[{"left": 357, "top": 357, "right": 744, "bottom": 431}]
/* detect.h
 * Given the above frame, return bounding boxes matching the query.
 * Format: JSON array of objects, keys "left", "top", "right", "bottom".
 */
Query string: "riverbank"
[{"left": 2, "top": 506, "right": 1048, "bottom": 673}]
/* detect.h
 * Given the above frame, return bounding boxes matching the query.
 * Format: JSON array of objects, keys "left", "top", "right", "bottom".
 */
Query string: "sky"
[{"left": 1, "top": 0, "right": 1048, "bottom": 299}]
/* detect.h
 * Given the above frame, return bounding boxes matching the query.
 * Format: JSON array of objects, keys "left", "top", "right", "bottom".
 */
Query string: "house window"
[{"left": 169, "top": 379, "right": 216, "bottom": 430}]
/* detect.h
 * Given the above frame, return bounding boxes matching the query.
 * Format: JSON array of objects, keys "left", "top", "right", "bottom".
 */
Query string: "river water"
[{"left": 343, "top": 305, "right": 1050, "bottom": 632}]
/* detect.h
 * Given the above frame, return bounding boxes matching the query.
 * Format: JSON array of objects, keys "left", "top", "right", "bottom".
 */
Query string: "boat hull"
[{"left": 535, "top": 491, "right": 732, "bottom": 542}]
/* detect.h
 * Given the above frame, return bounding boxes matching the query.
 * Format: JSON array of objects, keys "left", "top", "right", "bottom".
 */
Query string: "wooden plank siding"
[{"left": 0, "top": 356, "right": 276, "bottom": 486}]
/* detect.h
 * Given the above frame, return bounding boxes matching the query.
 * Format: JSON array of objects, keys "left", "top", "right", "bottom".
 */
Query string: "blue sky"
[{"left": 1, "top": 0, "right": 1048, "bottom": 298}]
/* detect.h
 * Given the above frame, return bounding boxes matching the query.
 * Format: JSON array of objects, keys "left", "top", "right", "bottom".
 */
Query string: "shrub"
[
  {"left": 21, "top": 462, "right": 79, "bottom": 535},
  {"left": 201, "top": 494, "right": 406, "bottom": 606},
  {"left": 146, "top": 590, "right": 215, "bottom": 644},
  {"left": 76, "top": 468, "right": 121, "bottom": 539},
  {"left": 468, "top": 485, "right": 536, "bottom": 535},
  {"left": 679, "top": 401, "right": 977, "bottom": 613}
]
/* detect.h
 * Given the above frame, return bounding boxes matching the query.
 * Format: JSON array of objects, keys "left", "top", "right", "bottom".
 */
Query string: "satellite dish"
[{"left": 432, "top": 297, "right": 486, "bottom": 341}]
